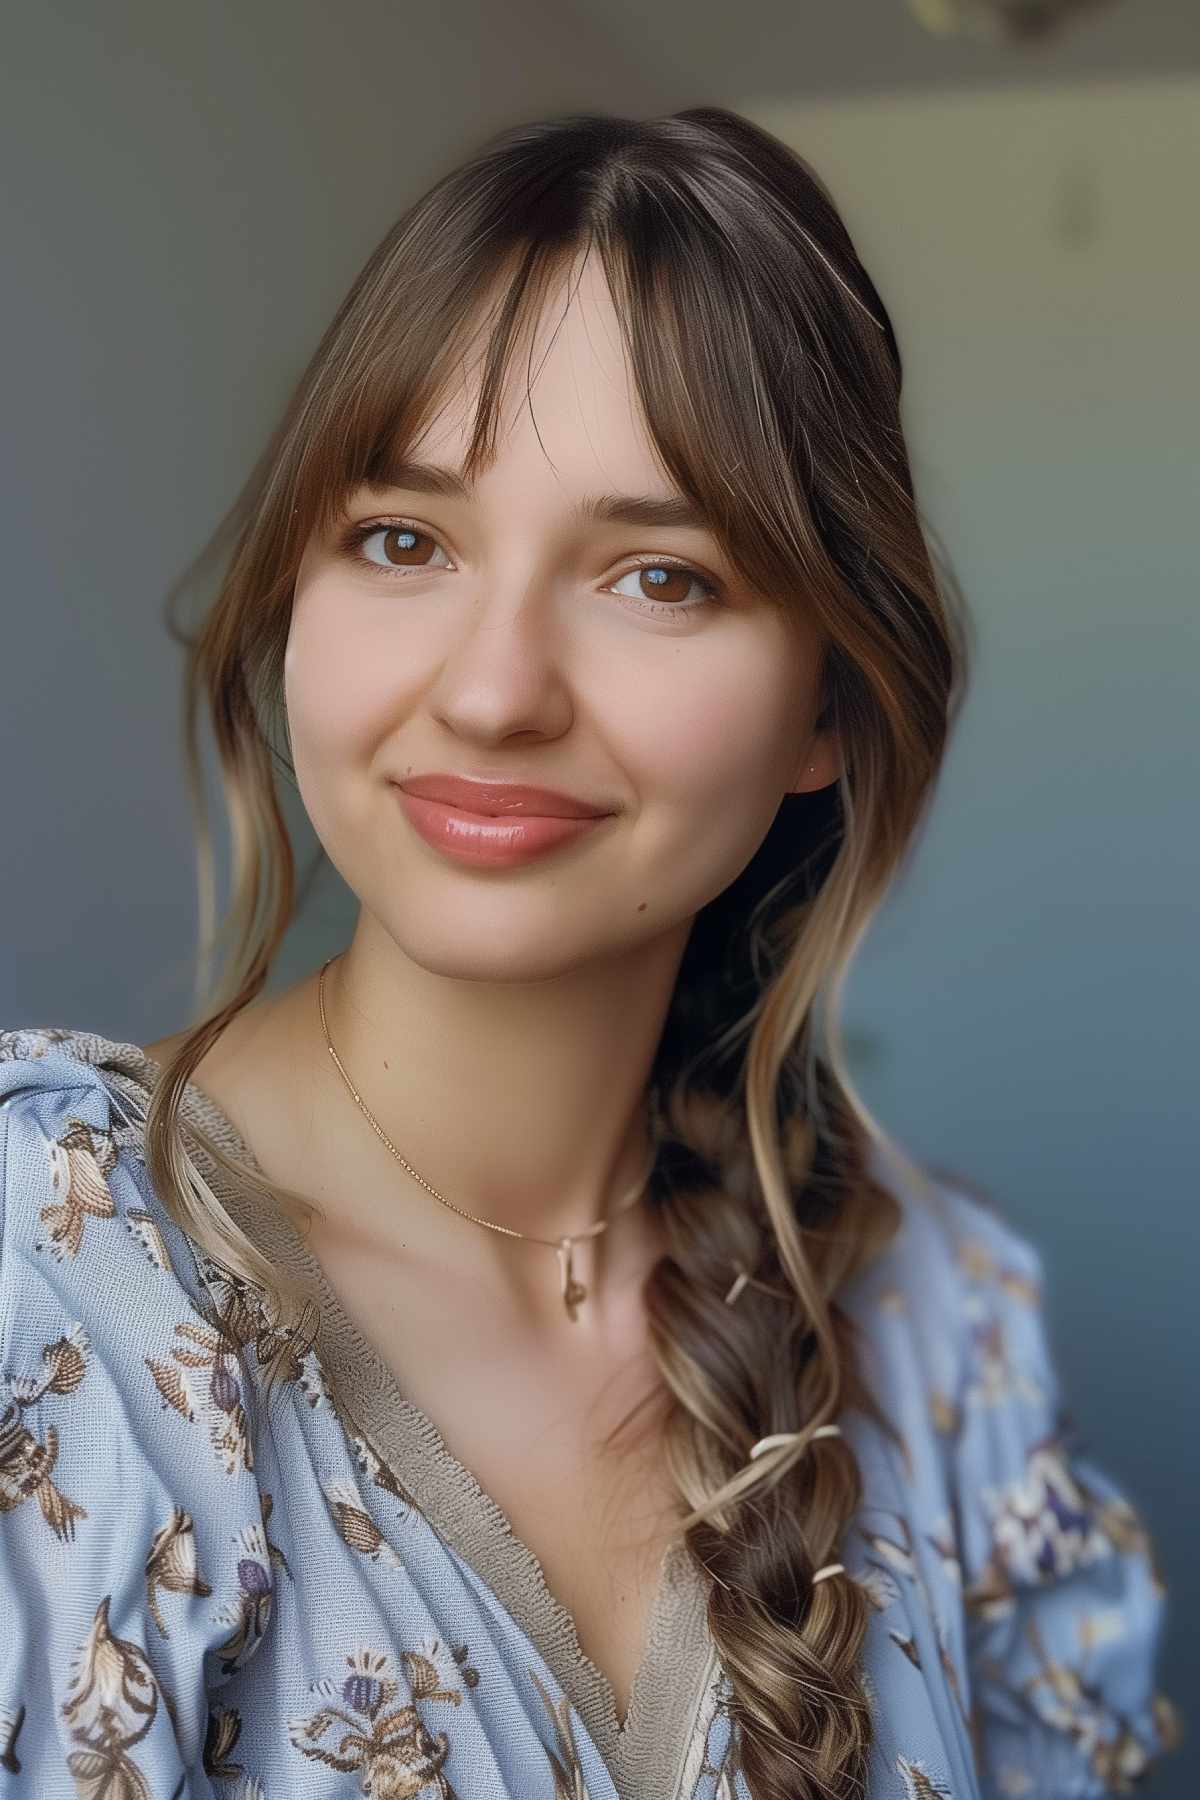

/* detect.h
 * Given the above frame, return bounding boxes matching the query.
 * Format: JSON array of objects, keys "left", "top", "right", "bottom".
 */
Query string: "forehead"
[{"left": 406, "top": 249, "right": 673, "bottom": 498}]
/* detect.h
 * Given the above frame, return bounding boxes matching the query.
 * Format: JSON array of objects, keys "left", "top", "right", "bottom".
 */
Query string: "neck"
[{"left": 303, "top": 910, "right": 689, "bottom": 1284}]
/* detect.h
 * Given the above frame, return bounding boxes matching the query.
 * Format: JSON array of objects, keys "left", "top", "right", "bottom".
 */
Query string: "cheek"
[
  {"left": 631, "top": 644, "right": 802, "bottom": 816},
  {"left": 619, "top": 642, "right": 806, "bottom": 911},
  {"left": 284, "top": 581, "right": 407, "bottom": 772}
]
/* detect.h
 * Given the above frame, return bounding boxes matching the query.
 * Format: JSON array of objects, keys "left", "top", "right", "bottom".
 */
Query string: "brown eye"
[
  {"left": 610, "top": 560, "right": 721, "bottom": 615},
  {"left": 634, "top": 566, "right": 692, "bottom": 604},
  {"left": 377, "top": 525, "right": 435, "bottom": 567},
  {"left": 345, "top": 521, "right": 453, "bottom": 576}
]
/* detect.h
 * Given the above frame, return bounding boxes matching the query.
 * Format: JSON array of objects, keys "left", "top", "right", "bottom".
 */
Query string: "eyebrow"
[{"left": 370, "top": 459, "right": 713, "bottom": 533}]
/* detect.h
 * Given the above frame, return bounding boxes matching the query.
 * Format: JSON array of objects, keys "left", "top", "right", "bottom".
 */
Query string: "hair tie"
[
  {"left": 810, "top": 1563, "right": 845, "bottom": 1584},
  {"left": 748, "top": 1423, "right": 842, "bottom": 1461},
  {"left": 724, "top": 1266, "right": 751, "bottom": 1305},
  {"left": 724, "top": 1262, "right": 795, "bottom": 1306}
]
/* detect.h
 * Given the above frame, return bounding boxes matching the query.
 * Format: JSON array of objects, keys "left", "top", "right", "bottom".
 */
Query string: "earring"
[{"left": 785, "top": 763, "right": 818, "bottom": 799}]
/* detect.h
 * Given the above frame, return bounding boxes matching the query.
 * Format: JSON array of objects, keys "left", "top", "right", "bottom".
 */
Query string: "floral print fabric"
[{"left": 0, "top": 1029, "right": 1181, "bottom": 1798}]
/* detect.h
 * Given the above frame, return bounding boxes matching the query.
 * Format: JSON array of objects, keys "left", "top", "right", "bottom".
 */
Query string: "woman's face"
[{"left": 285, "top": 250, "right": 838, "bottom": 984}]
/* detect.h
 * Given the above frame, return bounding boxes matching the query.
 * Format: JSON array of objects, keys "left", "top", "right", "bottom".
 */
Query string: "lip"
[
  {"left": 394, "top": 773, "right": 612, "bottom": 819},
  {"left": 393, "top": 787, "right": 611, "bottom": 868}
]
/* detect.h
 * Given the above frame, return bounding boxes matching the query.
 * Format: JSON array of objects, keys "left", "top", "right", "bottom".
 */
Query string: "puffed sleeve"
[
  {"left": 946, "top": 1192, "right": 1183, "bottom": 1798},
  {"left": 0, "top": 1043, "right": 275, "bottom": 1797}
]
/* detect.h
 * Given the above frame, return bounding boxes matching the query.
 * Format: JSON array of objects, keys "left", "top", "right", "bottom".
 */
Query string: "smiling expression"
[{"left": 283, "top": 247, "right": 836, "bottom": 982}]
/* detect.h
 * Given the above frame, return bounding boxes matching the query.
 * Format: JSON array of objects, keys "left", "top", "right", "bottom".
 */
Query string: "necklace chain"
[{"left": 317, "top": 953, "right": 655, "bottom": 1321}]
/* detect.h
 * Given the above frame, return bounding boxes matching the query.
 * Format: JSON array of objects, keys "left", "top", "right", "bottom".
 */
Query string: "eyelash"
[{"left": 335, "top": 519, "right": 724, "bottom": 617}]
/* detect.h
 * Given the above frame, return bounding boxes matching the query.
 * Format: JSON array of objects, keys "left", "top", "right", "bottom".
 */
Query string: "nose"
[{"left": 425, "top": 568, "right": 575, "bottom": 747}]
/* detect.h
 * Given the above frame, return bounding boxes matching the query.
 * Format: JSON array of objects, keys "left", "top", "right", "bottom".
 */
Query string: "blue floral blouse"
[{"left": 0, "top": 1027, "right": 1180, "bottom": 1799}]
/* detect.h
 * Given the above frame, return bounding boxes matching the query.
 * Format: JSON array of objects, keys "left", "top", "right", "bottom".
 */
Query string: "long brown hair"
[{"left": 144, "top": 107, "right": 970, "bottom": 1799}]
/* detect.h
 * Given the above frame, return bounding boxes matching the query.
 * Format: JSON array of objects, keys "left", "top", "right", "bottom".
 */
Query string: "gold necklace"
[{"left": 317, "top": 954, "right": 656, "bottom": 1323}]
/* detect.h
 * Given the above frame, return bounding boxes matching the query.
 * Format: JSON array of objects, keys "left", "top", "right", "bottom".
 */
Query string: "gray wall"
[{"left": 3, "top": 3, "right": 1193, "bottom": 1787}]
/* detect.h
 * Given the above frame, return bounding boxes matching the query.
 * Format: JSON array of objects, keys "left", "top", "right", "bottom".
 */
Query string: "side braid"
[{"left": 640, "top": 1075, "right": 902, "bottom": 1799}]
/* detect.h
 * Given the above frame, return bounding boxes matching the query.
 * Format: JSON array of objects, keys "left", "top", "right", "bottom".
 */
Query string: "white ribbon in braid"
[{"left": 745, "top": 1421, "right": 846, "bottom": 1584}]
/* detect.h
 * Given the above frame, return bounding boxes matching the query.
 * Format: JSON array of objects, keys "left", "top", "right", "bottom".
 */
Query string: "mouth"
[
  {"left": 394, "top": 774, "right": 613, "bottom": 820},
  {"left": 392, "top": 785, "right": 613, "bottom": 868}
]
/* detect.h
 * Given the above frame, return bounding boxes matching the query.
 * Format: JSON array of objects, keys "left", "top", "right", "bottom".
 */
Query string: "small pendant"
[{"left": 556, "top": 1237, "right": 587, "bottom": 1323}]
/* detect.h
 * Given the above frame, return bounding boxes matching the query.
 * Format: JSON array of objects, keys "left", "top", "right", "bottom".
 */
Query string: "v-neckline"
[{"left": 86, "top": 1032, "right": 720, "bottom": 1800}]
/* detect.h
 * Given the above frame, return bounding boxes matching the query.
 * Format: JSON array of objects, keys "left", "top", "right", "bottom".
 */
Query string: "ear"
[{"left": 790, "top": 726, "right": 841, "bottom": 793}]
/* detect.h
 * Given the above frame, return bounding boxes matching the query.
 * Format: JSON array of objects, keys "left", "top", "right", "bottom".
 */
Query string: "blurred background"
[{"left": 2, "top": 0, "right": 1195, "bottom": 1781}]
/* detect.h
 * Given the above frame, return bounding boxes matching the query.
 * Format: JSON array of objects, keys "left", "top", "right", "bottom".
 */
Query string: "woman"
[{"left": 0, "top": 108, "right": 1181, "bottom": 1799}]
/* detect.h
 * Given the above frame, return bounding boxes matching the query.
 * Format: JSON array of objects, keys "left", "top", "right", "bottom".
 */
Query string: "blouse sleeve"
[
  {"left": 945, "top": 1192, "right": 1182, "bottom": 1798},
  {"left": 0, "top": 1047, "right": 275, "bottom": 1797}
]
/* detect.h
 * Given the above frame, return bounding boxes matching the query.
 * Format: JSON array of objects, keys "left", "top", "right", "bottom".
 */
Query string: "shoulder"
[
  {"left": 1, "top": 1022, "right": 182, "bottom": 1268},
  {"left": 0, "top": 1024, "right": 254, "bottom": 1448},
  {"left": 861, "top": 1130, "right": 1042, "bottom": 1289},
  {"left": 843, "top": 1133, "right": 1044, "bottom": 1393},
  {"left": 0, "top": 1025, "right": 145, "bottom": 1268},
  {"left": 0, "top": 1031, "right": 281, "bottom": 1783},
  {"left": 843, "top": 1132, "right": 1079, "bottom": 1498}
]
